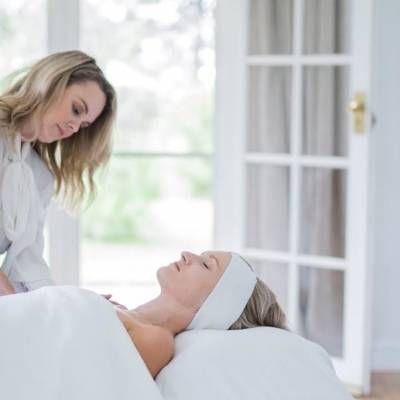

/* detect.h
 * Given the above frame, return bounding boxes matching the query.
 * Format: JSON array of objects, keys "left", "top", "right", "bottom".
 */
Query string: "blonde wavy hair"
[
  {"left": 229, "top": 277, "right": 288, "bottom": 331},
  {"left": 0, "top": 50, "right": 117, "bottom": 209}
]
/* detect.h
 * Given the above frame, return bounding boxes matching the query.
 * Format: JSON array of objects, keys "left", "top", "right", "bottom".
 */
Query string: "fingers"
[
  {"left": 100, "top": 293, "right": 128, "bottom": 310},
  {"left": 110, "top": 300, "right": 128, "bottom": 310}
]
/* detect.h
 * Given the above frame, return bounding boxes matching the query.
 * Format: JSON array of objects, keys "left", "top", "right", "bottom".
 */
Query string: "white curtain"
[
  {"left": 247, "top": 0, "right": 346, "bottom": 356},
  {"left": 247, "top": 0, "right": 292, "bottom": 311}
]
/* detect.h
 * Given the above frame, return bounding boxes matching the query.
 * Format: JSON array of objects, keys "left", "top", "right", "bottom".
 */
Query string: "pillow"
[{"left": 155, "top": 327, "right": 353, "bottom": 400}]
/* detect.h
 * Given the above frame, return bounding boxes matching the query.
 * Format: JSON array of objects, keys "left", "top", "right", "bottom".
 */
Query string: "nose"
[
  {"left": 67, "top": 119, "right": 80, "bottom": 134},
  {"left": 181, "top": 251, "right": 197, "bottom": 264}
]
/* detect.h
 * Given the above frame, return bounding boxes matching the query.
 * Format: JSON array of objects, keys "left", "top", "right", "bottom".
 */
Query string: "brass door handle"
[{"left": 347, "top": 92, "right": 366, "bottom": 134}]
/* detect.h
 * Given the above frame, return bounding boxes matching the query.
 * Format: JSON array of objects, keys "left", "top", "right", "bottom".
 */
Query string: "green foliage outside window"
[{"left": 83, "top": 157, "right": 160, "bottom": 243}]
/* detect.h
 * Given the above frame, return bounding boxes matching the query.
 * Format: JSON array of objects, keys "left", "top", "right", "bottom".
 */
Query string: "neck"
[{"left": 128, "top": 294, "right": 195, "bottom": 336}]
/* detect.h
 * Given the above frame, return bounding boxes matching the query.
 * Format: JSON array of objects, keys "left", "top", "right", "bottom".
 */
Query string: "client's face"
[{"left": 157, "top": 251, "right": 232, "bottom": 311}]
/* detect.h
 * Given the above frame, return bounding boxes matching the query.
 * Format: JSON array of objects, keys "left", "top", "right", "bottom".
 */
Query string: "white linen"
[
  {"left": 156, "top": 328, "right": 353, "bottom": 400},
  {"left": 0, "top": 286, "right": 163, "bottom": 400},
  {"left": 0, "top": 133, "right": 55, "bottom": 292}
]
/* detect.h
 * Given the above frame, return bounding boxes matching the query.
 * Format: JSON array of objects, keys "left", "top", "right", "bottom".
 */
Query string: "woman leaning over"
[{"left": 0, "top": 50, "right": 116, "bottom": 294}]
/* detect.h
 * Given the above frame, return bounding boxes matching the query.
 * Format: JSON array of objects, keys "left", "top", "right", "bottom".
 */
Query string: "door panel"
[
  {"left": 302, "top": 66, "right": 349, "bottom": 157},
  {"left": 303, "top": 0, "right": 350, "bottom": 54},
  {"left": 248, "top": 0, "right": 294, "bottom": 55},
  {"left": 215, "top": 0, "right": 372, "bottom": 392},
  {"left": 299, "top": 167, "right": 346, "bottom": 258},
  {"left": 247, "top": 66, "right": 292, "bottom": 153},
  {"left": 246, "top": 165, "right": 290, "bottom": 252},
  {"left": 298, "top": 265, "right": 345, "bottom": 358}
]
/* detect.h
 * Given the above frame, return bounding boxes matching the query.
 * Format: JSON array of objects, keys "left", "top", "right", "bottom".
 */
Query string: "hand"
[{"left": 101, "top": 293, "right": 128, "bottom": 310}]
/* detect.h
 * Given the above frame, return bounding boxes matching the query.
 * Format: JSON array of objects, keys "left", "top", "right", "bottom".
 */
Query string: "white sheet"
[
  {"left": 156, "top": 328, "right": 353, "bottom": 400},
  {"left": 0, "top": 286, "right": 354, "bottom": 400},
  {"left": 0, "top": 286, "right": 163, "bottom": 400}
]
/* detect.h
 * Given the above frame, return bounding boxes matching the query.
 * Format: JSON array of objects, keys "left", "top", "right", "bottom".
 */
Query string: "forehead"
[{"left": 201, "top": 251, "right": 232, "bottom": 271}]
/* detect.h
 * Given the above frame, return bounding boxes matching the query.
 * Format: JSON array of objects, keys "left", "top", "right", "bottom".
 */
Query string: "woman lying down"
[
  {"left": 0, "top": 251, "right": 286, "bottom": 381},
  {"left": 111, "top": 250, "right": 287, "bottom": 378}
]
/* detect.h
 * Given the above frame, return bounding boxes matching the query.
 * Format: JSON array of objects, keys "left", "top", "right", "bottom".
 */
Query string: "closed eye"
[
  {"left": 202, "top": 262, "right": 210, "bottom": 270},
  {"left": 72, "top": 105, "right": 80, "bottom": 116}
]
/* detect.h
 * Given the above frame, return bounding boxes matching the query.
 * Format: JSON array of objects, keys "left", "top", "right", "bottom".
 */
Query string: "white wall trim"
[
  {"left": 47, "top": 202, "right": 80, "bottom": 285},
  {"left": 47, "top": 0, "right": 80, "bottom": 51},
  {"left": 213, "top": 0, "right": 246, "bottom": 250},
  {"left": 46, "top": 0, "right": 81, "bottom": 285}
]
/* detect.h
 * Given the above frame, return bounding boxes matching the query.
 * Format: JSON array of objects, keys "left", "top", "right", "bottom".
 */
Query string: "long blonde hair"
[
  {"left": 229, "top": 277, "right": 288, "bottom": 331},
  {"left": 0, "top": 50, "right": 117, "bottom": 209}
]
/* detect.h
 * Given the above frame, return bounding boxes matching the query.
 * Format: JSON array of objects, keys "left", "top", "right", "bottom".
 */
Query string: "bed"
[{"left": 0, "top": 286, "right": 353, "bottom": 400}]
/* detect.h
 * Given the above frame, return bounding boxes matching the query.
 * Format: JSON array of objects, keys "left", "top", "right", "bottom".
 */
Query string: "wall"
[{"left": 370, "top": 0, "right": 400, "bottom": 370}]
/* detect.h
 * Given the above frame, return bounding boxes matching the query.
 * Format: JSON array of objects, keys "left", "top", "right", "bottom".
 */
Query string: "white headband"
[{"left": 186, "top": 253, "right": 257, "bottom": 330}]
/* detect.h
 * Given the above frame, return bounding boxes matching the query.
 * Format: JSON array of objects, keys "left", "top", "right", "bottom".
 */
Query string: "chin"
[
  {"left": 36, "top": 131, "right": 53, "bottom": 144},
  {"left": 155, "top": 267, "right": 163, "bottom": 283},
  {"left": 156, "top": 266, "right": 170, "bottom": 289},
  {"left": 39, "top": 137, "right": 54, "bottom": 144}
]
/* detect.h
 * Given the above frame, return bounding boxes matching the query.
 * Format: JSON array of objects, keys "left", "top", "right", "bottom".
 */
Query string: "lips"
[
  {"left": 57, "top": 124, "right": 66, "bottom": 138},
  {"left": 174, "top": 262, "right": 180, "bottom": 272}
]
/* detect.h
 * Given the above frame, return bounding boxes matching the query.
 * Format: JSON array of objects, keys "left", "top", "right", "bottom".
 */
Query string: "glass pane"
[
  {"left": 302, "top": 66, "right": 349, "bottom": 156},
  {"left": 248, "top": 259, "right": 289, "bottom": 315},
  {"left": 81, "top": 0, "right": 215, "bottom": 153},
  {"left": 0, "top": 1, "right": 46, "bottom": 87},
  {"left": 247, "top": 66, "right": 292, "bottom": 153},
  {"left": 81, "top": 156, "right": 213, "bottom": 308},
  {"left": 299, "top": 167, "right": 346, "bottom": 258},
  {"left": 246, "top": 165, "right": 290, "bottom": 252},
  {"left": 248, "top": 0, "right": 293, "bottom": 55},
  {"left": 303, "top": 0, "right": 349, "bottom": 54},
  {"left": 298, "top": 266, "right": 345, "bottom": 357}
]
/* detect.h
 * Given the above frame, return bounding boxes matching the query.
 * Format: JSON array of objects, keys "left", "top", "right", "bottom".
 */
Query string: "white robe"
[{"left": 0, "top": 133, "right": 55, "bottom": 292}]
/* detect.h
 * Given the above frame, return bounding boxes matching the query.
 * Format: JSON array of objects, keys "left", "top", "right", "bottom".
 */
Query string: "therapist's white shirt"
[{"left": 0, "top": 133, "right": 55, "bottom": 292}]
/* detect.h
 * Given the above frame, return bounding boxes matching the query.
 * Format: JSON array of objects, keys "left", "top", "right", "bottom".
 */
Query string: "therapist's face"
[
  {"left": 157, "top": 251, "right": 232, "bottom": 311},
  {"left": 21, "top": 80, "right": 106, "bottom": 143}
]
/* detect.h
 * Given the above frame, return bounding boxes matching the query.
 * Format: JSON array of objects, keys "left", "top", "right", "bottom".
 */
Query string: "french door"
[{"left": 214, "top": 0, "right": 373, "bottom": 393}]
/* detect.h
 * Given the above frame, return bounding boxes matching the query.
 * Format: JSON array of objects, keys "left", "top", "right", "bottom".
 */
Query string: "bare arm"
[
  {"left": 0, "top": 270, "right": 15, "bottom": 296},
  {"left": 116, "top": 309, "right": 175, "bottom": 378}
]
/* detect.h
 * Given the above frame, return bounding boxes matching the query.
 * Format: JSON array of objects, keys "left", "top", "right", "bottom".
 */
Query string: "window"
[
  {"left": 0, "top": 1, "right": 47, "bottom": 82},
  {"left": 80, "top": 0, "right": 216, "bottom": 307},
  {"left": 0, "top": 0, "right": 48, "bottom": 265}
]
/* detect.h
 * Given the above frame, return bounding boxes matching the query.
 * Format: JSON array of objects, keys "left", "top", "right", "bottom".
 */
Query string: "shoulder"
[
  {"left": 116, "top": 309, "right": 175, "bottom": 378},
  {"left": 0, "top": 134, "right": 54, "bottom": 206},
  {"left": 133, "top": 324, "right": 175, "bottom": 378}
]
